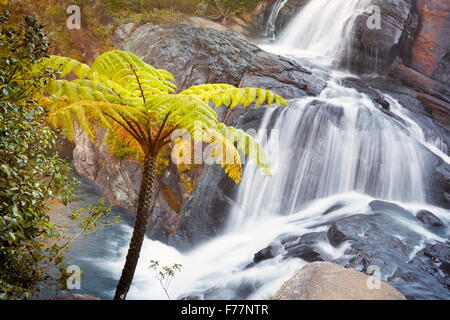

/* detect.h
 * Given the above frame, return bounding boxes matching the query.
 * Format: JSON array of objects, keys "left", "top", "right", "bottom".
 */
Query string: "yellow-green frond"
[
  {"left": 145, "top": 94, "right": 219, "bottom": 141},
  {"left": 218, "top": 123, "right": 271, "bottom": 176},
  {"left": 180, "top": 84, "right": 289, "bottom": 109},
  {"left": 42, "top": 55, "right": 98, "bottom": 80},
  {"left": 48, "top": 101, "right": 148, "bottom": 142},
  {"left": 203, "top": 130, "right": 243, "bottom": 184},
  {"left": 91, "top": 50, "right": 176, "bottom": 99}
]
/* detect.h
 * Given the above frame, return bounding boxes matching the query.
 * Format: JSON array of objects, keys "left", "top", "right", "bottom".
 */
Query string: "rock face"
[
  {"left": 349, "top": 0, "right": 419, "bottom": 73},
  {"left": 253, "top": 200, "right": 450, "bottom": 299},
  {"left": 121, "top": 24, "right": 326, "bottom": 98},
  {"left": 410, "top": 0, "right": 450, "bottom": 87},
  {"left": 71, "top": 23, "right": 326, "bottom": 245},
  {"left": 273, "top": 262, "right": 406, "bottom": 300},
  {"left": 349, "top": 0, "right": 450, "bottom": 110},
  {"left": 272, "top": 0, "right": 310, "bottom": 34}
]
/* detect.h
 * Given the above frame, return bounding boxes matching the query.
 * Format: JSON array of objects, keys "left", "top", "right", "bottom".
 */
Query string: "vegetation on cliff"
[
  {"left": 5, "top": 0, "right": 265, "bottom": 62},
  {"left": 0, "top": 11, "right": 76, "bottom": 299},
  {"left": 0, "top": 10, "right": 114, "bottom": 300}
]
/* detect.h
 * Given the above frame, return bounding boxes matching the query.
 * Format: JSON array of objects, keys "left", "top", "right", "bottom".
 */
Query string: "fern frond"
[
  {"left": 218, "top": 123, "right": 271, "bottom": 176},
  {"left": 145, "top": 94, "right": 219, "bottom": 141},
  {"left": 91, "top": 50, "right": 176, "bottom": 99},
  {"left": 41, "top": 50, "right": 285, "bottom": 185},
  {"left": 43, "top": 55, "right": 98, "bottom": 80},
  {"left": 180, "top": 84, "right": 289, "bottom": 109},
  {"left": 48, "top": 101, "right": 148, "bottom": 141},
  {"left": 203, "top": 129, "right": 243, "bottom": 184}
]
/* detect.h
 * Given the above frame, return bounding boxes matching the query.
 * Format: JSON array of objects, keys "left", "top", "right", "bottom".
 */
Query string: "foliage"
[
  {"left": 41, "top": 50, "right": 287, "bottom": 183},
  {"left": 149, "top": 260, "right": 182, "bottom": 300},
  {"left": 4, "top": 0, "right": 266, "bottom": 64},
  {"left": 0, "top": 10, "right": 112, "bottom": 300},
  {"left": 38, "top": 46, "right": 287, "bottom": 301},
  {"left": 0, "top": 10, "right": 75, "bottom": 299}
]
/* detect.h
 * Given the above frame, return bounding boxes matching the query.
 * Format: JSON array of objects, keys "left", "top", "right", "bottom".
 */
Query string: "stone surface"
[
  {"left": 114, "top": 22, "right": 136, "bottom": 42},
  {"left": 350, "top": 0, "right": 418, "bottom": 73},
  {"left": 272, "top": 0, "right": 310, "bottom": 34},
  {"left": 121, "top": 23, "right": 326, "bottom": 97},
  {"left": 250, "top": 199, "right": 450, "bottom": 299},
  {"left": 416, "top": 210, "right": 445, "bottom": 228},
  {"left": 411, "top": 0, "right": 450, "bottom": 87},
  {"left": 272, "top": 262, "right": 406, "bottom": 300}
]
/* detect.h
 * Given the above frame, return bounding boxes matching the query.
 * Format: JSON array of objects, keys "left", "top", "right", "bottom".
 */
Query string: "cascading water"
[
  {"left": 269, "top": 0, "right": 371, "bottom": 62},
  {"left": 60, "top": 0, "right": 449, "bottom": 300},
  {"left": 228, "top": 81, "right": 428, "bottom": 231},
  {"left": 263, "top": 0, "right": 288, "bottom": 40}
]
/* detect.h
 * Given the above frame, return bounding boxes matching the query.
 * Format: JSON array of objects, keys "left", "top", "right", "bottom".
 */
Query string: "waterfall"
[
  {"left": 65, "top": 0, "right": 449, "bottom": 301},
  {"left": 264, "top": 0, "right": 288, "bottom": 39},
  {"left": 227, "top": 81, "right": 428, "bottom": 230},
  {"left": 275, "top": 0, "right": 371, "bottom": 59}
]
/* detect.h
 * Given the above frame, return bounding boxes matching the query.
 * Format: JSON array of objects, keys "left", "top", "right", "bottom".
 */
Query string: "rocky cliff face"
[
  {"left": 350, "top": 0, "right": 418, "bottom": 72},
  {"left": 258, "top": 0, "right": 450, "bottom": 128},
  {"left": 70, "top": 2, "right": 449, "bottom": 249},
  {"left": 121, "top": 24, "right": 325, "bottom": 97},
  {"left": 411, "top": 0, "right": 450, "bottom": 86},
  {"left": 71, "top": 24, "right": 326, "bottom": 246}
]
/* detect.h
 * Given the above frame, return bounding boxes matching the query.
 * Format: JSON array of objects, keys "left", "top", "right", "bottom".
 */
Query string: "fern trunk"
[{"left": 114, "top": 153, "right": 157, "bottom": 300}]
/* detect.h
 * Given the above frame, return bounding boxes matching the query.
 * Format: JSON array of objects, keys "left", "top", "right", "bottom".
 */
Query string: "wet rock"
[
  {"left": 341, "top": 77, "right": 391, "bottom": 110},
  {"left": 410, "top": 0, "right": 450, "bottom": 87},
  {"left": 272, "top": 262, "right": 406, "bottom": 300},
  {"left": 416, "top": 210, "right": 445, "bottom": 228},
  {"left": 254, "top": 244, "right": 281, "bottom": 263},
  {"left": 350, "top": 0, "right": 419, "bottom": 73},
  {"left": 322, "top": 202, "right": 346, "bottom": 216},
  {"left": 324, "top": 206, "right": 450, "bottom": 299},
  {"left": 121, "top": 23, "right": 325, "bottom": 98},
  {"left": 412, "top": 243, "right": 450, "bottom": 290},
  {"left": 282, "top": 232, "right": 326, "bottom": 263},
  {"left": 167, "top": 165, "right": 237, "bottom": 251},
  {"left": 243, "top": 0, "right": 277, "bottom": 35}
]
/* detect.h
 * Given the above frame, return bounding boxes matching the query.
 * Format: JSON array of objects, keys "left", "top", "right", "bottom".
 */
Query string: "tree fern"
[{"left": 39, "top": 50, "right": 288, "bottom": 300}]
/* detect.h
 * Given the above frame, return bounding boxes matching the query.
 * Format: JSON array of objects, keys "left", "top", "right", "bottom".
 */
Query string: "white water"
[
  {"left": 264, "top": 0, "right": 288, "bottom": 39},
  {"left": 275, "top": 0, "right": 371, "bottom": 60},
  {"left": 77, "top": 0, "right": 449, "bottom": 300}
]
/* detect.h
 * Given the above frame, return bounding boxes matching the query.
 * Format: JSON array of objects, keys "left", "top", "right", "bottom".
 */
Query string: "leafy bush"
[{"left": 0, "top": 10, "right": 77, "bottom": 299}]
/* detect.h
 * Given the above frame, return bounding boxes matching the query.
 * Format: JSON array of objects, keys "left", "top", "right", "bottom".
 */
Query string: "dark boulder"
[
  {"left": 325, "top": 208, "right": 450, "bottom": 299},
  {"left": 322, "top": 202, "right": 346, "bottom": 216},
  {"left": 121, "top": 23, "right": 326, "bottom": 98},
  {"left": 282, "top": 232, "right": 326, "bottom": 262},
  {"left": 416, "top": 210, "right": 445, "bottom": 228},
  {"left": 253, "top": 244, "right": 282, "bottom": 264},
  {"left": 348, "top": 0, "right": 418, "bottom": 73},
  {"left": 412, "top": 243, "right": 450, "bottom": 291},
  {"left": 250, "top": 200, "right": 450, "bottom": 299},
  {"left": 167, "top": 164, "right": 237, "bottom": 251},
  {"left": 410, "top": 0, "right": 450, "bottom": 87}
]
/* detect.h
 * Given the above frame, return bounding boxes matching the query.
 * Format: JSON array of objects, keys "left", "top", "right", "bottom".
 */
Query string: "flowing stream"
[{"left": 57, "top": 0, "right": 449, "bottom": 300}]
